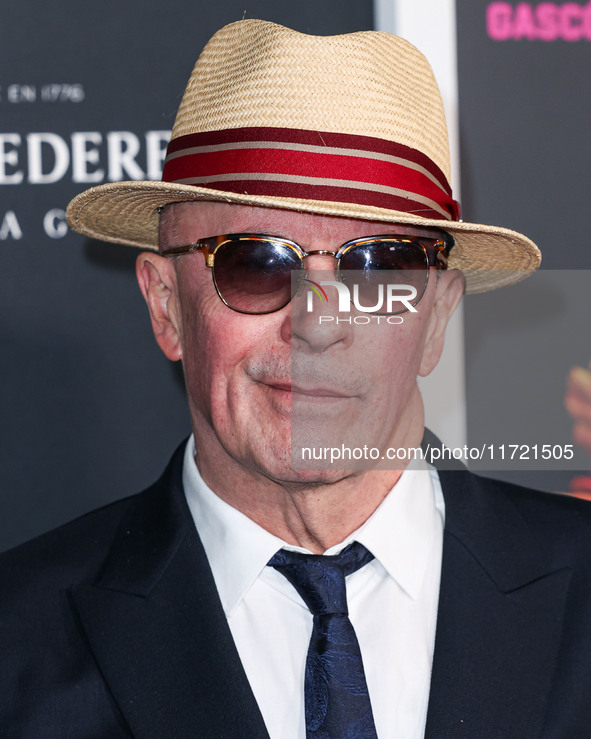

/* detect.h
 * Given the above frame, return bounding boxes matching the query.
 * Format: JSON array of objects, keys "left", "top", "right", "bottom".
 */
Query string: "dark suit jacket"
[{"left": 2, "top": 443, "right": 591, "bottom": 738}]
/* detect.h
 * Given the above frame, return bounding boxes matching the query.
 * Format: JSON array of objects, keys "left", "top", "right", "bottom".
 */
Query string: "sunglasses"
[{"left": 162, "top": 229, "right": 453, "bottom": 315}]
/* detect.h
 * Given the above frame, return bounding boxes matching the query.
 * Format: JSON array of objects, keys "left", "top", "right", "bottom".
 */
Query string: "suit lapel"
[
  {"left": 70, "top": 446, "right": 269, "bottom": 739},
  {"left": 70, "top": 438, "right": 572, "bottom": 737},
  {"left": 425, "top": 469, "right": 572, "bottom": 738}
]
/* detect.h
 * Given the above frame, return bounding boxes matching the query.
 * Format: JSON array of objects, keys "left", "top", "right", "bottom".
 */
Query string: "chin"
[
  {"left": 248, "top": 438, "right": 357, "bottom": 487},
  {"left": 270, "top": 465, "right": 357, "bottom": 488}
]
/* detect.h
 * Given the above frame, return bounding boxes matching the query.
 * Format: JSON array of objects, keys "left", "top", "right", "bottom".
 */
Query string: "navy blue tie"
[{"left": 268, "top": 542, "right": 379, "bottom": 739}]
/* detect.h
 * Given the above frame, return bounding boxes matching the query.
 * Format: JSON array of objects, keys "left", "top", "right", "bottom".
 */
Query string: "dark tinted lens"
[
  {"left": 340, "top": 240, "right": 429, "bottom": 314},
  {"left": 213, "top": 238, "right": 302, "bottom": 314}
]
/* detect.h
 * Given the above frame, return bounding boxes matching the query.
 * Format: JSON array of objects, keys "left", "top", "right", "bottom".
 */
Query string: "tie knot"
[{"left": 268, "top": 541, "right": 374, "bottom": 616}]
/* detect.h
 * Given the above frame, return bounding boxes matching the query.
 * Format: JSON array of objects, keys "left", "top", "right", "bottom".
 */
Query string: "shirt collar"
[
  {"left": 349, "top": 461, "right": 445, "bottom": 599},
  {"left": 182, "top": 436, "right": 444, "bottom": 615}
]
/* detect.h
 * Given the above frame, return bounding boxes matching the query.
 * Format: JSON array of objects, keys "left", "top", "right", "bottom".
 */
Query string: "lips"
[
  {"left": 246, "top": 359, "right": 363, "bottom": 399},
  {"left": 264, "top": 380, "right": 356, "bottom": 399}
]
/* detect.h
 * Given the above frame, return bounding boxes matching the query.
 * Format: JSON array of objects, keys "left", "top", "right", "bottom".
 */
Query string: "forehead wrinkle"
[
  {"left": 158, "top": 201, "right": 446, "bottom": 253},
  {"left": 212, "top": 204, "right": 388, "bottom": 249}
]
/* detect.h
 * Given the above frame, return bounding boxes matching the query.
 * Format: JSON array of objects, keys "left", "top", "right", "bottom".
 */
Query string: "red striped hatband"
[{"left": 162, "top": 127, "right": 461, "bottom": 221}]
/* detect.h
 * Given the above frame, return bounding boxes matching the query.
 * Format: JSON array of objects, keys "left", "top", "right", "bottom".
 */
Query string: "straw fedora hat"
[{"left": 66, "top": 19, "right": 540, "bottom": 293}]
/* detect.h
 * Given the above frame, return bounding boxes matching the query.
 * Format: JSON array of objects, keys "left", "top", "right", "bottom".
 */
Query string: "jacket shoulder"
[
  {"left": 473, "top": 472, "right": 591, "bottom": 525},
  {"left": 0, "top": 443, "right": 189, "bottom": 732},
  {"left": 441, "top": 468, "right": 591, "bottom": 563},
  {"left": 0, "top": 492, "right": 138, "bottom": 601},
  {"left": 0, "top": 441, "right": 187, "bottom": 601}
]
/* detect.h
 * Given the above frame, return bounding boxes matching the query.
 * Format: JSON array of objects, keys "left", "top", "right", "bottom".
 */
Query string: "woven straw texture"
[
  {"left": 66, "top": 19, "right": 541, "bottom": 293},
  {"left": 172, "top": 22, "right": 450, "bottom": 179}
]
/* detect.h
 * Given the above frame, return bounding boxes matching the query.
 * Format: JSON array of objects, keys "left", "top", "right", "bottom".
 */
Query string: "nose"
[
  {"left": 301, "top": 252, "right": 338, "bottom": 273},
  {"left": 280, "top": 255, "right": 354, "bottom": 353}
]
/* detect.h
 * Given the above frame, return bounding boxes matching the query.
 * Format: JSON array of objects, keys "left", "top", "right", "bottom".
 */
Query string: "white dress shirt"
[{"left": 182, "top": 436, "right": 445, "bottom": 739}]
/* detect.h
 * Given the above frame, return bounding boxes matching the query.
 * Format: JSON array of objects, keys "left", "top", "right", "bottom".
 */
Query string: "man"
[{"left": 3, "top": 19, "right": 591, "bottom": 738}]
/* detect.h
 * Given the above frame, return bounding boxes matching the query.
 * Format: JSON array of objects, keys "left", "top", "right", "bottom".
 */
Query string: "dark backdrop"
[
  {"left": 0, "top": 1, "right": 374, "bottom": 552},
  {"left": 457, "top": 0, "right": 591, "bottom": 491}
]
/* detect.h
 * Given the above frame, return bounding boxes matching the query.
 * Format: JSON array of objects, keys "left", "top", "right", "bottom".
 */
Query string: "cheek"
[
  {"left": 369, "top": 306, "right": 431, "bottom": 376},
  {"left": 393, "top": 317, "right": 430, "bottom": 377},
  {"left": 176, "top": 274, "right": 283, "bottom": 435},
  {"left": 180, "top": 298, "right": 243, "bottom": 422},
  {"left": 364, "top": 310, "right": 432, "bottom": 419},
  {"left": 175, "top": 266, "right": 235, "bottom": 420}
]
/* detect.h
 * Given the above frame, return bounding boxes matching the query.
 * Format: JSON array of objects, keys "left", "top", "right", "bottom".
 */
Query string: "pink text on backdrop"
[{"left": 487, "top": 1, "right": 591, "bottom": 40}]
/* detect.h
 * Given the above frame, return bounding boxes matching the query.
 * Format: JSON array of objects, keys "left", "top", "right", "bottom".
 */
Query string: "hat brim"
[{"left": 66, "top": 180, "right": 541, "bottom": 294}]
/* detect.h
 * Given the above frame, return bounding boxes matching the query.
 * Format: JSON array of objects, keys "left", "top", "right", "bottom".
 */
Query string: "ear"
[
  {"left": 418, "top": 270, "right": 465, "bottom": 377},
  {"left": 135, "top": 252, "right": 183, "bottom": 361}
]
